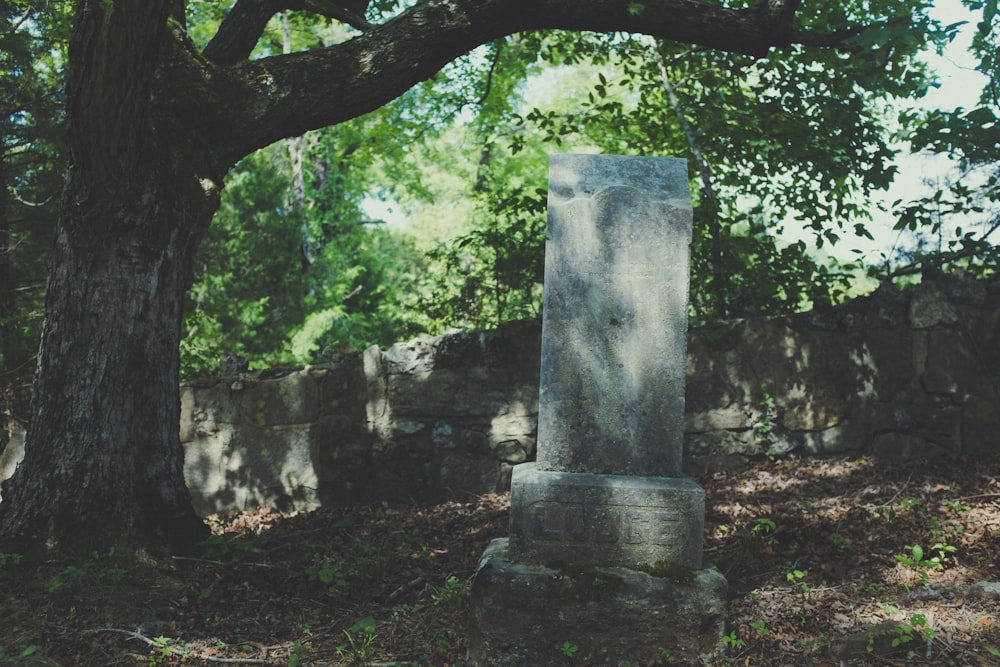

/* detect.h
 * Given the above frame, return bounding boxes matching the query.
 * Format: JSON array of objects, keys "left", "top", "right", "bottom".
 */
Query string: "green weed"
[
  {"left": 786, "top": 569, "right": 811, "bottom": 599},
  {"left": 560, "top": 641, "right": 579, "bottom": 658},
  {"left": 288, "top": 640, "right": 309, "bottom": 667},
  {"left": 0, "top": 552, "right": 23, "bottom": 570},
  {"left": 306, "top": 561, "right": 348, "bottom": 593},
  {"left": 336, "top": 616, "right": 377, "bottom": 664},
  {"left": 431, "top": 575, "right": 468, "bottom": 611},
  {"left": 721, "top": 630, "right": 746, "bottom": 650},
  {"left": 44, "top": 565, "right": 85, "bottom": 593}
]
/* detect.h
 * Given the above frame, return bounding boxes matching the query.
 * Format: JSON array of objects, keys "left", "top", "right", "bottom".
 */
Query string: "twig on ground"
[
  {"left": 957, "top": 492, "right": 1000, "bottom": 501},
  {"left": 84, "top": 628, "right": 272, "bottom": 664},
  {"left": 878, "top": 471, "right": 916, "bottom": 508},
  {"left": 172, "top": 555, "right": 226, "bottom": 566},
  {"left": 387, "top": 575, "right": 426, "bottom": 602}
]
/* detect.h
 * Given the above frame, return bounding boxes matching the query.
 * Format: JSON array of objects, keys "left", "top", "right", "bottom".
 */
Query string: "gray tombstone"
[{"left": 468, "top": 155, "right": 726, "bottom": 666}]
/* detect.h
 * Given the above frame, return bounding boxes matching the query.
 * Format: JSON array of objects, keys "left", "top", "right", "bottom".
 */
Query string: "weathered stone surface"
[
  {"left": 538, "top": 154, "right": 691, "bottom": 477},
  {"left": 910, "top": 283, "right": 959, "bottom": 328},
  {"left": 0, "top": 421, "right": 25, "bottom": 503},
  {"left": 872, "top": 431, "right": 952, "bottom": 459},
  {"left": 509, "top": 463, "right": 705, "bottom": 570},
  {"left": 470, "top": 155, "right": 720, "bottom": 666},
  {"left": 686, "top": 405, "right": 751, "bottom": 432},
  {"left": 922, "top": 329, "right": 977, "bottom": 395},
  {"left": 468, "top": 539, "right": 727, "bottom": 666},
  {"left": 184, "top": 420, "right": 329, "bottom": 514},
  {"left": 962, "top": 390, "right": 1000, "bottom": 453}
]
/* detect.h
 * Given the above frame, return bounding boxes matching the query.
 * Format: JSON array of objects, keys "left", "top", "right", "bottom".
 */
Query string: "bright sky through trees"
[
  {"left": 364, "top": 0, "right": 992, "bottom": 271},
  {"left": 855, "top": 0, "right": 990, "bottom": 263}
]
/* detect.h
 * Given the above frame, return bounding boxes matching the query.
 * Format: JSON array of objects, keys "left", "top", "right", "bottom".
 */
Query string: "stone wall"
[
  {"left": 3, "top": 273, "right": 999, "bottom": 515},
  {"left": 180, "top": 322, "right": 541, "bottom": 515}
]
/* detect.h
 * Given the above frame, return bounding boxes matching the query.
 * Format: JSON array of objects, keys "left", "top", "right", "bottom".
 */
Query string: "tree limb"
[
  {"left": 203, "top": 0, "right": 371, "bottom": 66},
  {"left": 204, "top": 0, "right": 878, "bottom": 161}
]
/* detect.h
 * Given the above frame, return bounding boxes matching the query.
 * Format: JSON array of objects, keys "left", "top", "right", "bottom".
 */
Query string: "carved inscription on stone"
[{"left": 528, "top": 501, "right": 683, "bottom": 546}]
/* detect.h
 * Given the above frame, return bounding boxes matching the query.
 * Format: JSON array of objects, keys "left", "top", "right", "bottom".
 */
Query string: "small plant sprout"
[
  {"left": 753, "top": 517, "right": 777, "bottom": 535},
  {"left": 753, "top": 385, "right": 777, "bottom": 450},
  {"left": 896, "top": 544, "right": 950, "bottom": 582},
  {"left": 432, "top": 575, "right": 468, "bottom": 611},
  {"left": 786, "top": 568, "right": 810, "bottom": 597},
  {"left": 560, "top": 640, "right": 579, "bottom": 658},
  {"left": 749, "top": 619, "right": 770, "bottom": 636},
  {"left": 899, "top": 497, "right": 922, "bottom": 512},
  {"left": 721, "top": 630, "right": 746, "bottom": 650},
  {"left": 944, "top": 498, "right": 970, "bottom": 515},
  {"left": 288, "top": 640, "right": 309, "bottom": 667},
  {"left": 336, "top": 616, "right": 377, "bottom": 664},
  {"left": 0, "top": 552, "right": 23, "bottom": 569}
]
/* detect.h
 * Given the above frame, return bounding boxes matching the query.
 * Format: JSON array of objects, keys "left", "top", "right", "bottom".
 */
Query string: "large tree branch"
[
  {"left": 203, "top": 0, "right": 371, "bottom": 65},
  {"left": 209, "top": 0, "right": 869, "bottom": 162}
]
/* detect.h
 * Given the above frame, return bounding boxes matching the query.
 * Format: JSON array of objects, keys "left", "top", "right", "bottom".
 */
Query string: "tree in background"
[
  {"left": 468, "top": 6, "right": 956, "bottom": 320},
  {"left": 0, "top": 3, "right": 68, "bottom": 448},
  {"left": 882, "top": 0, "right": 1000, "bottom": 278},
  {"left": 181, "top": 115, "right": 431, "bottom": 376}
]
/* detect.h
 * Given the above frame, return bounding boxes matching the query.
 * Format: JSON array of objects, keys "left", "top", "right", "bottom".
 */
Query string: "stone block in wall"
[
  {"left": 388, "top": 367, "right": 512, "bottom": 417},
  {"left": 782, "top": 396, "right": 845, "bottom": 431},
  {"left": 685, "top": 405, "right": 751, "bottom": 432},
  {"left": 909, "top": 283, "right": 959, "bottom": 329},
  {"left": 235, "top": 370, "right": 321, "bottom": 426},
  {"left": 864, "top": 328, "right": 916, "bottom": 397},
  {"left": 922, "top": 330, "right": 978, "bottom": 395},
  {"left": 317, "top": 414, "right": 373, "bottom": 504},
  {"left": 962, "top": 390, "right": 1000, "bottom": 454},
  {"left": 872, "top": 432, "right": 954, "bottom": 459},
  {"left": 969, "top": 306, "right": 1000, "bottom": 377},
  {"left": 799, "top": 425, "right": 861, "bottom": 455},
  {"left": 488, "top": 410, "right": 536, "bottom": 463},
  {"left": 315, "top": 356, "right": 368, "bottom": 417},
  {"left": 685, "top": 429, "right": 757, "bottom": 459},
  {"left": 365, "top": 447, "right": 508, "bottom": 502},
  {"left": 184, "top": 422, "right": 325, "bottom": 515}
]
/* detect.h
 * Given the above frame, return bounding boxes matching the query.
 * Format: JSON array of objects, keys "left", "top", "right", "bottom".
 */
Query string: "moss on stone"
[
  {"left": 638, "top": 561, "right": 699, "bottom": 583},
  {"left": 547, "top": 562, "right": 625, "bottom": 601}
]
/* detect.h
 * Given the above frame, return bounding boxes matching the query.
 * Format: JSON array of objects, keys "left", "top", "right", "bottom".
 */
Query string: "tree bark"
[{"left": 0, "top": 0, "right": 220, "bottom": 558}]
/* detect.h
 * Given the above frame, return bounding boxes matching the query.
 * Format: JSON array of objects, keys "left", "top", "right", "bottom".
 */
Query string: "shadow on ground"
[{"left": 2, "top": 455, "right": 998, "bottom": 666}]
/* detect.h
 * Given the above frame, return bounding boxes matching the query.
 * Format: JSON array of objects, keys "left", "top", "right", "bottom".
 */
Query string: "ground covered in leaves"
[{"left": 2, "top": 455, "right": 999, "bottom": 666}]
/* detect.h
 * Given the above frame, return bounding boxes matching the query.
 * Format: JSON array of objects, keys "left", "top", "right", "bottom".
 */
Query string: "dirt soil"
[{"left": 2, "top": 454, "right": 999, "bottom": 666}]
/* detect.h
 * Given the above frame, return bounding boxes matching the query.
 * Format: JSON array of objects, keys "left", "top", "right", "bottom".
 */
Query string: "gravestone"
[{"left": 467, "top": 155, "right": 727, "bottom": 666}]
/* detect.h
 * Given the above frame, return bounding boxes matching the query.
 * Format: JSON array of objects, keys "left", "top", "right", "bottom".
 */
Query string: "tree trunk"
[
  {"left": 0, "top": 0, "right": 218, "bottom": 558},
  {"left": 0, "top": 178, "right": 214, "bottom": 557}
]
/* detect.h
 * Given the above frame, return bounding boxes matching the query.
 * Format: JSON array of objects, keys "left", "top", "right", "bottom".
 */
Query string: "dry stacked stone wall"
[{"left": 3, "top": 273, "right": 999, "bottom": 515}]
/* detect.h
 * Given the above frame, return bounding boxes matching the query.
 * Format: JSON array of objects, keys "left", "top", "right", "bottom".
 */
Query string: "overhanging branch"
[
  {"left": 203, "top": 0, "right": 371, "bottom": 65},
  {"left": 210, "top": 0, "right": 880, "bottom": 161}
]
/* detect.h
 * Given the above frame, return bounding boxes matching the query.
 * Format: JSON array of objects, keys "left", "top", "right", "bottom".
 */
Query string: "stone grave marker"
[{"left": 467, "top": 154, "right": 726, "bottom": 666}]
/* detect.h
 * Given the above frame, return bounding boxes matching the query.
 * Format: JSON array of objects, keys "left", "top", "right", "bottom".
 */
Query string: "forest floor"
[{"left": 2, "top": 454, "right": 1000, "bottom": 666}]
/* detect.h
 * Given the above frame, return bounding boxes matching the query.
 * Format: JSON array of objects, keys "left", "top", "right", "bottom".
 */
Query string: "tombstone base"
[
  {"left": 467, "top": 538, "right": 727, "bottom": 666},
  {"left": 510, "top": 463, "right": 706, "bottom": 570}
]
